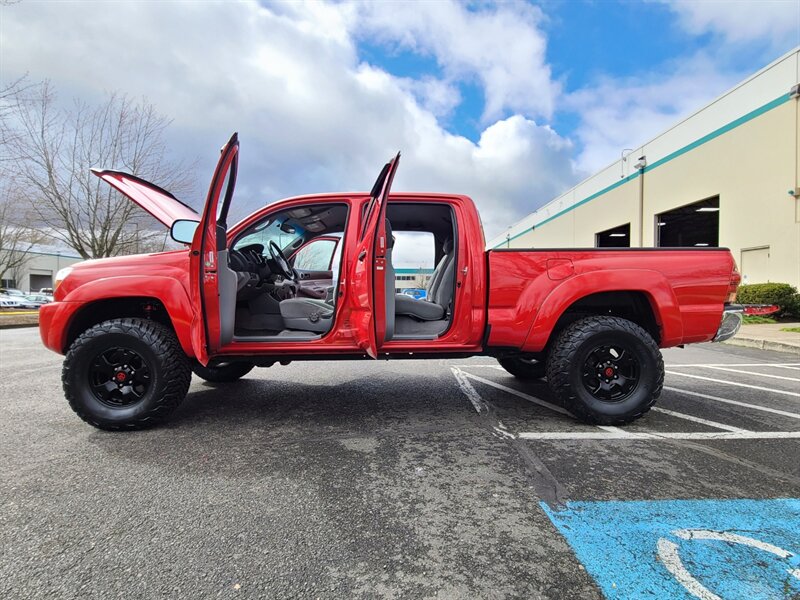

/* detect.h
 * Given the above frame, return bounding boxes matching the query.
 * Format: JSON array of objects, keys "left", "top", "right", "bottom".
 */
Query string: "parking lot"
[{"left": 1, "top": 327, "right": 798, "bottom": 599}]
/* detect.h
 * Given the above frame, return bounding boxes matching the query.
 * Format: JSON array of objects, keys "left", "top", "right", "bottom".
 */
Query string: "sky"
[{"left": 1, "top": 0, "right": 798, "bottom": 267}]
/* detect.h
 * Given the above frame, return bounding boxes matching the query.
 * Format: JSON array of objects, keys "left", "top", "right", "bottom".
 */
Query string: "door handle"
[{"left": 358, "top": 250, "right": 367, "bottom": 261}]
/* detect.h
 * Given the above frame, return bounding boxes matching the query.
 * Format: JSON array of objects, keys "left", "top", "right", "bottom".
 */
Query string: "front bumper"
[
  {"left": 39, "top": 301, "right": 82, "bottom": 354},
  {"left": 712, "top": 303, "right": 743, "bottom": 342}
]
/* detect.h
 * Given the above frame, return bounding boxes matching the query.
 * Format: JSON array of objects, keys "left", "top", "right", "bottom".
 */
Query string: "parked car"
[
  {"left": 38, "top": 287, "right": 54, "bottom": 296},
  {"left": 20, "top": 294, "right": 52, "bottom": 309},
  {"left": 0, "top": 288, "right": 26, "bottom": 297},
  {"left": 39, "top": 133, "right": 743, "bottom": 431},
  {"left": 401, "top": 288, "right": 427, "bottom": 300},
  {"left": 0, "top": 295, "right": 25, "bottom": 308}
]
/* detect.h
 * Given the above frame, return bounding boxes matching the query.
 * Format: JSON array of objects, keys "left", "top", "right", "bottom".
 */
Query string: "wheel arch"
[
  {"left": 522, "top": 270, "right": 683, "bottom": 353},
  {"left": 62, "top": 277, "right": 194, "bottom": 355}
]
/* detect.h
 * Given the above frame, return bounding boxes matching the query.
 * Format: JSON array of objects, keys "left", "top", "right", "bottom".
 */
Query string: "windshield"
[{"left": 235, "top": 217, "right": 305, "bottom": 253}]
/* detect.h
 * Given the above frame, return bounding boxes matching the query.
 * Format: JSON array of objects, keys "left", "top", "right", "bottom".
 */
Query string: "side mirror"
[{"left": 171, "top": 219, "right": 200, "bottom": 244}]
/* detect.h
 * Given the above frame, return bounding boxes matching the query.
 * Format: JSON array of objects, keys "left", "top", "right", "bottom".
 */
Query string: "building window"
[
  {"left": 1, "top": 278, "right": 16, "bottom": 288},
  {"left": 596, "top": 223, "right": 630, "bottom": 248},
  {"left": 657, "top": 196, "right": 719, "bottom": 247}
]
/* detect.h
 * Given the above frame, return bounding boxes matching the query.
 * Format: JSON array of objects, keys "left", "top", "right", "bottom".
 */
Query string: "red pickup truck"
[{"left": 40, "top": 134, "right": 743, "bottom": 431}]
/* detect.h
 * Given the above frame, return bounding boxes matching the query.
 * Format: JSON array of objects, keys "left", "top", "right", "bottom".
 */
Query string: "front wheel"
[
  {"left": 191, "top": 361, "right": 254, "bottom": 383},
  {"left": 546, "top": 316, "right": 663, "bottom": 425},
  {"left": 63, "top": 318, "right": 191, "bottom": 430}
]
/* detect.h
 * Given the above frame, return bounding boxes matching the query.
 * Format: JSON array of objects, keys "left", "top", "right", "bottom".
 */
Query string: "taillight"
[{"left": 726, "top": 262, "right": 741, "bottom": 303}]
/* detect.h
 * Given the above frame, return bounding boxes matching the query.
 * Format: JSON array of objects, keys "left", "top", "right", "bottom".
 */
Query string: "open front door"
[
  {"left": 348, "top": 153, "right": 400, "bottom": 358},
  {"left": 189, "top": 133, "right": 240, "bottom": 364}
]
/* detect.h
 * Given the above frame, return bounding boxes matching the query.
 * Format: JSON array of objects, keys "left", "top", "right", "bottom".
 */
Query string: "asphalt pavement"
[{"left": 1, "top": 327, "right": 798, "bottom": 599}]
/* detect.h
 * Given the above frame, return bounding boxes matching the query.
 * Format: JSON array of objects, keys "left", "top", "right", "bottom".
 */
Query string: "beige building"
[
  {"left": 488, "top": 47, "right": 800, "bottom": 288},
  {"left": 1, "top": 245, "right": 82, "bottom": 292}
]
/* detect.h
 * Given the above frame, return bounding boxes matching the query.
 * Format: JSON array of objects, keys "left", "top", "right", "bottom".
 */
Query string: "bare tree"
[
  {"left": 0, "top": 187, "right": 42, "bottom": 284},
  {"left": 4, "top": 81, "right": 195, "bottom": 259}
]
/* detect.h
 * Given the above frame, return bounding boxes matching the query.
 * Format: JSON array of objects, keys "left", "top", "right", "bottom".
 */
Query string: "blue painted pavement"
[{"left": 542, "top": 498, "right": 800, "bottom": 599}]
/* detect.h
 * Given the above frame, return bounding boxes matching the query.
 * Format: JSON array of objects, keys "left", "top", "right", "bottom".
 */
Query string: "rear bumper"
[{"left": 712, "top": 303, "right": 743, "bottom": 342}]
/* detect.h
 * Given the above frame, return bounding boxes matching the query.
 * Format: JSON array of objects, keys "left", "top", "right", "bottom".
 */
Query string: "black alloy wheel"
[
  {"left": 580, "top": 343, "right": 639, "bottom": 402},
  {"left": 546, "top": 315, "right": 664, "bottom": 425},
  {"left": 63, "top": 318, "right": 191, "bottom": 430},
  {"left": 89, "top": 347, "right": 152, "bottom": 407}
]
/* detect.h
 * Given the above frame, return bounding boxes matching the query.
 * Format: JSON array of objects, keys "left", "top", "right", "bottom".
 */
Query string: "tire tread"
[
  {"left": 63, "top": 318, "right": 191, "bottom": 430},
  {"left": 545, "top": 315, "right": 664, "bottom": 425}
]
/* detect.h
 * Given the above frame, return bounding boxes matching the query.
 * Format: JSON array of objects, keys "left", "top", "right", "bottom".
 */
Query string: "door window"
[{"left": 292, "top": 238, "right": 339, "bottom": 271}]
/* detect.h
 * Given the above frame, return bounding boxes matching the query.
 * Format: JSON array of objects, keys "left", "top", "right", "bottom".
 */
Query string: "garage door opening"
[
  {"left": 29, "top": 273, "right": 53, "bottom": 292},
  {"left": 596, "top": 223, "right": 631, "bottom": 248},
  {"left": 656, "top": 196, "right": 719, "bottom": 247}
]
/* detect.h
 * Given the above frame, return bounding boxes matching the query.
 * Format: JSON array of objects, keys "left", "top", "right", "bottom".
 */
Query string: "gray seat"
[
  {"left": 279, "top": 297, "right": 334, "bottom": 333},
  {"left": 395, "top": 238, "right": 454, "bottom": 321},
  {"left": 280, "top": 219, "right": 396, "bottom": 337}
]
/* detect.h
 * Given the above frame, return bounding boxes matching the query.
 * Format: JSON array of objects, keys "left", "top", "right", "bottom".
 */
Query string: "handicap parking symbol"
[{"left": 542, "top": 498, "right": 800, "bottom": 599}]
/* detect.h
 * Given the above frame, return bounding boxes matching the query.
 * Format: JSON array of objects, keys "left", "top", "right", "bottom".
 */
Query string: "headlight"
[{"left": 54, "top": 267, "right": 73, "bottom": 290}]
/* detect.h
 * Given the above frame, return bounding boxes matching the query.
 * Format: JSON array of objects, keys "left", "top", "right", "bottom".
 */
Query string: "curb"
[
  {"left": 723, "top": 336, "right": 800, "bottom": 356},
  {"left": 0, "top": 322, "right": 39, "bottom": 330}
]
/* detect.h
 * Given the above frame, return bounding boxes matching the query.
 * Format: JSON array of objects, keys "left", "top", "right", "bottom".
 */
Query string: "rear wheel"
[
  {"left": 63, "top": 318, "right": 191, "bottom": 430},
  {"left": 191, "top": 361, "right": 254, "bottom": 383},
  {"left": 546, "top": 316, "right": 663, "bottom": 425},
  {"left": 497, "top": 356, "right": 546, "bottom": 380}
]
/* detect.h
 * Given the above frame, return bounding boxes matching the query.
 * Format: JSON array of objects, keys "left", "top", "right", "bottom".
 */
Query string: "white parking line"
[
  {"left": 450, "top": 363, "right": 800, "bottom": 443},
  {"left": 665, "top": 371, "right": 800, "bottom": 398},
  {"left": 691, "top": 365, "right": 800, "bottom": 383},
  {"left": 666, "top": 363, "right": 800, "bottom": 368},
  {"left": 517, "top": 431, "right": 800, "bottom": 440},
  {"left": 450, "top": 367, "right": 487, "bottom": 413},
  {"left": 663, "top": 386, "right": 800, "bottom": 421},
  {"left": 651, "top": 407, "right": 746, "bottom": 432},
  {"left": 459, "top": 371, "right": 572, "bottom": 416}
]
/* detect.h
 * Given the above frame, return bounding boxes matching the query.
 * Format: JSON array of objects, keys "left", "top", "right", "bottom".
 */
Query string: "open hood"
[{"left": 91, "top": 169, "right": 199, "bottom": 228}]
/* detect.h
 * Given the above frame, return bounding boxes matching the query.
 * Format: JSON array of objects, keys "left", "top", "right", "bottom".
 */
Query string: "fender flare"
[
  {"left": 522, "top": 269, "right": 683, "bottom": 352},
  {"left": 62, "top": 276, "right": 195, "bottom": 355}
]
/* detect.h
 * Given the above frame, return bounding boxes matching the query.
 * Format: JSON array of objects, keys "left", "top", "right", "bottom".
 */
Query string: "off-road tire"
[
  {"left": 191, "top": 361, "right": 254, "bottom": 383},
  {"left": 545, "top": 315, "right": 664, "bottom": 425},
  {"left": 497, "top": 356, "right": 547, "bottom": 380},
  {"left": 63, "top": 318, "right": 191, "bottom": 431}
]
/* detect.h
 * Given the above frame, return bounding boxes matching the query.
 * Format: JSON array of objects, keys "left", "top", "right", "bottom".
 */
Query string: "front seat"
[
  {"left": 280, "top": 219, "right": 396, "bottom": 337},
  {"left": 279, "top": 297, "right": 334, "bottom": 333},
  {"left": 395, "top": 238, "right": 455, "bottom": 321}
]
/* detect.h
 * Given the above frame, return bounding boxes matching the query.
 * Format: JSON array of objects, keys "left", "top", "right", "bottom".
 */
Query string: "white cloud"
[
  {"left": 566, "top": 54, "right": 741, "bottom": 172},
  {"left": 0, "top": 0, "right": 577, "bottom": 244},
  {"left": 346, "top": 0, "right": 558, "bottom": 122},
  {"left": 663, "top": 0, "right": 800, "bottom": 48}
]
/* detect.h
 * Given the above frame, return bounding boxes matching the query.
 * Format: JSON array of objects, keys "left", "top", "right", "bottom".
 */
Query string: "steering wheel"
[{"left": 269, "top": 241, "right": 294, "bottom": 279}]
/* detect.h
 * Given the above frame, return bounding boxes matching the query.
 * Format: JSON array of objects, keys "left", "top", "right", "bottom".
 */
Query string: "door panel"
[
  {"left": 189, "top": 133, "right": 239, "bottom": 364},
  {"left": 740, "top": 246, "right": 769, "bottom": 284},
  {"left": 347, "top": 154, "right": 400, "bottom": 358},
  {"left": 295, "top": 271, "right": 334, "bottom": 299},
  {"left": 290, "top": 236, "right": 339, "bottom": 299}
]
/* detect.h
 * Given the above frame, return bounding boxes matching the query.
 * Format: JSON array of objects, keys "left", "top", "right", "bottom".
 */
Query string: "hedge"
[{"left": 736, "top": 283, "right": 800, "bottom": 317}]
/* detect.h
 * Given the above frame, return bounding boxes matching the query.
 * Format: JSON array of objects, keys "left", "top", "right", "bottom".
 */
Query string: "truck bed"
[{"left": 485, "top": 248, "right": 736, "bottom": 352}]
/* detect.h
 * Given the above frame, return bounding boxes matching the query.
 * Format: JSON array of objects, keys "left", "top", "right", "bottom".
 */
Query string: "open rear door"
[
  {"left": 189, "top": 133, "right": 240, "bottom": 364},
  {"left": 348, "top": 153, "right": 400, "bottom": 358}
]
